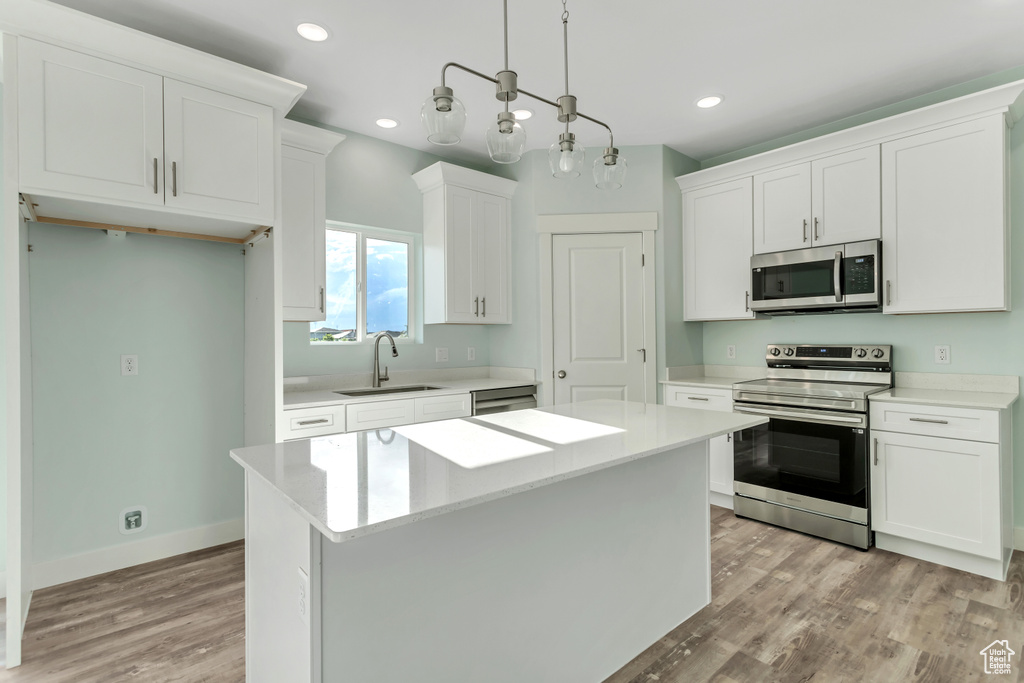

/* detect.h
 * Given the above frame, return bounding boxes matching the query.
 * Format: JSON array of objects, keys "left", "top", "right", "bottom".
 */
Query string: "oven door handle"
[{"left": 734, "top": 404, "right": 865, "bottom": 428}]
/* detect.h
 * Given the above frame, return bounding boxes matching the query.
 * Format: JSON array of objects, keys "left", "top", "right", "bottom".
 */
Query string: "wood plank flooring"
[{"left": 3, "top": 510, "right": 1024, "bottom": 681}]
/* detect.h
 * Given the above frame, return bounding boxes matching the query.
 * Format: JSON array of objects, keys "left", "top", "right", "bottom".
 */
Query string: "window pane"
[
  {"left": 366, "top": 238, "right": 409, "bottom": 338},
  {"left": 310, "top": 230, "right": 358, "bottom": 342}
]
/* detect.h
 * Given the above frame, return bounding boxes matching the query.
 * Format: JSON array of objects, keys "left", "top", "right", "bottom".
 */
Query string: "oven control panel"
[{"left": 766, "top": 344, "right": 891, "bottom": 367}]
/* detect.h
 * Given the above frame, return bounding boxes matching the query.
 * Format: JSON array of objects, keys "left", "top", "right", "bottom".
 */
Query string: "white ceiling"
[{"left": 49, "top": 0, "right": 1024, "bottom": 165}]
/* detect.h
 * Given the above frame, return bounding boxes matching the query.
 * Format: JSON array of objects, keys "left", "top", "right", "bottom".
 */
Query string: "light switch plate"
[
  {"left": 467, "top": 347, "right": 476, "bottom": 361},
  {"left": 435, "top": 347, "right": 449, "bottom": 362}
]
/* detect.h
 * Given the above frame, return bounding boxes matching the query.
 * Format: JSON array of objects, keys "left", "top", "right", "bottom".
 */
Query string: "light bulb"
[
  {"left": 547, "top": 133, "right": 585, "bottom": 179},
  {"left": 559, "top": 150, "right": 574, "bottom": 173}
]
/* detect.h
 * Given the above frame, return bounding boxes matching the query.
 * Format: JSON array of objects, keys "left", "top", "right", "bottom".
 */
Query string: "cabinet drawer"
[
  {"left": 663, "top": 386, "right": 732, "bottom": 412},
  {"left": 415, "top": 393, "right": 471, "bottom": 423},
  {"left": 346, "top": 399, "right": 417, "bottom": 432},
  {"left": 870, "top": 402, "right": 999, "bottom": 443},
  {"left": 283, "top": 405, "right": 346, "bottom": 440}
]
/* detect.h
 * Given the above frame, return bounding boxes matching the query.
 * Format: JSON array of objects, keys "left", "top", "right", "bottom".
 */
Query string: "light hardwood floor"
[{"left": 2, "top": 509, "right": 1024, "bottom": 682}]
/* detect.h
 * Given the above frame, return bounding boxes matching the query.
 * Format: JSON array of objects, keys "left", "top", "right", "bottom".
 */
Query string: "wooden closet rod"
[{"left": 32, "top": 216, "right": 271, "bottom": 245}]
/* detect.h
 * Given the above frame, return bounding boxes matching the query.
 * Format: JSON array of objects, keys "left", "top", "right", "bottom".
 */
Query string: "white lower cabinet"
[
  {"left": 870, "top": 401, "right": 1012, "bottom": 580},
  {"left": 664, "top": 385, "right": 735, "bottom": 508},
  {"left": 283, "top": 393, "right": 472, "bottom": 440}
]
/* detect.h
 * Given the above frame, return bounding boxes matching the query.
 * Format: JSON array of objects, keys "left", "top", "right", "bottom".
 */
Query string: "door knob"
[{"left": 557, "top": 370, "right": 566, "bottom": 379}]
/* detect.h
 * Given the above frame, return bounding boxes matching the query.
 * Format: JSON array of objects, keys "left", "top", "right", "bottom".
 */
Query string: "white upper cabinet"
[
  {"left": 753, "top": 163, "right": 810, "bottom": 254},
  {"left": 811, "top": 146, "right": 881, "bottom": 246},
  {"left": 18, "top": 39, "right": 165, "bottom": 206},
  {"left": 163, "top": 80, "right": 274, "bottom": 223},
  {"left": 683, "top": 177, "right": 755, "bottom": 321},
  {"left": 17, "top": 37, "right": 275, "bottom": 226},
  {"left": 280, "top": 121, "right": 346, "bottom": 322},
  {"left": 881, "top": 115, "right": 1008, "bottom": 314},
  {"left": 413, "top": 163, "right": 517, "bottom": 325},
  {"left": 753, "top": 145, "right": 879, "bottom": 254}
]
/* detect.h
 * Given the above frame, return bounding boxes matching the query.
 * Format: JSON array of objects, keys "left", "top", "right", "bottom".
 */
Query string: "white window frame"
[{"left": 311, "top": 220, "right": 417, "bottom": 345}]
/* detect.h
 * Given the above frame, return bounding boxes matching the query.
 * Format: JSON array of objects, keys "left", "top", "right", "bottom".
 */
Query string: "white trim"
[
  {"left": 539, "top": 212, "right": 658, "bottom": 407},
  {"left": 677, "top": 79, "right": 1024, "bottom": 193},
  {"left": 412, "top": 162, "right": 517, "bottom": 198},
  {"left": 536, "top": 211, "right": 658, "bottom": 234},
  {"left": 31, "top": 518, "right": 244, "bottom": 591},
  {"left": 282, "top": 120, "right": 346, "bottom": 156}
]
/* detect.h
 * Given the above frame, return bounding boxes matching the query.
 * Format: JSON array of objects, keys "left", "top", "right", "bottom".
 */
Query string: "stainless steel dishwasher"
[{"left": 471, "top": 385, "right": 538, "bottom": 415}]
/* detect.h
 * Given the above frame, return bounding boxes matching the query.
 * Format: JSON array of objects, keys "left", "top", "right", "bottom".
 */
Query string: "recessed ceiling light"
[
  {"left": 512, "top": 109, "right": 534, "bottom": 120},
  {"left": 296, "top": 23, "right": 330, "bottom": 42},
  {"left": 376, "top": 118, "right": 399, "bottom": 129},
  {"left": 696, "top": 95, "right": 723, "bottom": 109}
]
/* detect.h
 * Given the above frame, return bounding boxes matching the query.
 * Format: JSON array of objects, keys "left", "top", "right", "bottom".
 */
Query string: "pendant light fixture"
[{"left": 422, "top": 0, "right": 625, "bottom": 188}]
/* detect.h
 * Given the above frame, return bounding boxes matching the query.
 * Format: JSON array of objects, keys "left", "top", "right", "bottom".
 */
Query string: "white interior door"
[{"left": 552, "top": 233, "right": 646, "bottom": 404}]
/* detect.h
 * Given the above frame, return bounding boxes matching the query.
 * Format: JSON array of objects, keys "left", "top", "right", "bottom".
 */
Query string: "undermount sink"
[{"left": 334, "top": 385, "right": 442, "bottom": 397}]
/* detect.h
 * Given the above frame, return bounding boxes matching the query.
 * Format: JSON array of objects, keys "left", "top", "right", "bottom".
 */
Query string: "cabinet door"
[
  {"left": 881, "top": 115, "right": 1007, "bottom": 313},
  {"left": 872, "top": 431, "right": 1000, "bottom": 559},
  {"left": 683, "top": 178, "right": 755, "bottom": 321},
  {"left": 753, "top": 163, "right": 811, "bottom": 254},
  {"left": 281, "top": 145, "right": 326, "bottom": 322},
  {"left": 811, "top": 146, "right": 880, "bottom": 246},
  {"left": 163, "top": 79, "right": 274, "bottom": 223},
  {"left": 443, "top": 186, "right": 480, "bottom": 323},
  {"left": 475, "top": 192, "right": 510, "bottom": 324},
  {"left": 18, "top": 38, "right": 165, "bottom": 206},
  {"left": 709, "top": 433, "right": 734, "bottom": 496}
]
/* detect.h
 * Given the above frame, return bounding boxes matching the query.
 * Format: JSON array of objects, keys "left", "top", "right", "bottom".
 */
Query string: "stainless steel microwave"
[{"left": 749, "top": 239, "right": 881, "bottom": 315}]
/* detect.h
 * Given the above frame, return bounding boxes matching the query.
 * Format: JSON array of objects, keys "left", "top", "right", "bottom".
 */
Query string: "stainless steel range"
[{"left": 731, "top": 344, "right": 893, "bottom": 550}]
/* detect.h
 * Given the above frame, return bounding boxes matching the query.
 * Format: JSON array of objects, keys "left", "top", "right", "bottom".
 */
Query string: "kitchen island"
[{"left": 230, "top": 399, "right": 766, "bottom": 682}]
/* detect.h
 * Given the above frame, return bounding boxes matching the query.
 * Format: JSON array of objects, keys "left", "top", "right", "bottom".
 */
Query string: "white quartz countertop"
[
  {"left": 660, "top": 377, "right": 746, "bottom": 391},
  {"left": 283, "top": 377, "right": 536, "bottom": 410},
  {"left": 230, "top": 400, "right": 767, "bottom": 543},
  {"left": 871, "top": 387, "right": 1019, "bottom": 410}
]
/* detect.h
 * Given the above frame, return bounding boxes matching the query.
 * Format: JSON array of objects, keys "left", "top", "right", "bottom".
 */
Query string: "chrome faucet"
[{"left": 372, "top": 332, "right": 398, "bottom": 387}]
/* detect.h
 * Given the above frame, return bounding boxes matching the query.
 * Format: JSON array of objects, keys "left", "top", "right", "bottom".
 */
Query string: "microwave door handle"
[{"left": 834, "top": 251, "right": 843, "bottom": 303}]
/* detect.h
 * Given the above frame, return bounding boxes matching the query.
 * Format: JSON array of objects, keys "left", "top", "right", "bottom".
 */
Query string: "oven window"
[
  {"left": 752, "top": 260, "right": 836, "bottom": 301},
  {"left": 734, "top": 417, "right": 867, "bottom": 509}
]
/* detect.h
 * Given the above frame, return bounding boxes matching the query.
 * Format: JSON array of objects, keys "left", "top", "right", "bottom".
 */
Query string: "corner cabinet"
[
  {"left": 413, "top": 162, "right": 517, "bottom": 324},
  {"left": 17, "top": 37, "right": 275, "bottom": 226},
  {"left": 881, "top": 115, "right": 1009, "bottom": 314},
  {"left": 280, "top": 121, "right": 345, "bottom": 322},
  {"left": 681, "top": 177, "right": 755, "bottom": 321}
]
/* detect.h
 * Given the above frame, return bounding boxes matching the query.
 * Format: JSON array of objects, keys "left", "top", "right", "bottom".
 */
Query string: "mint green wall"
[
  {"left": 0, "top": 84, "right": 7, "bottom": 574},
  {"left": 28, "top": 224, "right": 245, "bottom": 563},
  {"left": 282, "top": 121, "right": 495, "bottom": 377},
  {"left": 698, "top": 93, "right": 1024, "bottom": 526}
]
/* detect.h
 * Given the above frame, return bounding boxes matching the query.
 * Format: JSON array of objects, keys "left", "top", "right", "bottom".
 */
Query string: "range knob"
[
  {"left": 872, "top": 348, "right": 885, "bottom": 359},
  {"left": 784, "top": 347, "right": 795, "bottom": 357},
  {"left": 769, "top": 347, "right": 781, "bottom": 357},
  {"left": 855, "top": 348, "right": 868, "bottom": 358}
]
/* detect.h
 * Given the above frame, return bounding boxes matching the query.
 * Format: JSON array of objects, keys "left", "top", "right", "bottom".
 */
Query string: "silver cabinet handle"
[
  {"left": 802, "top": 219, "right": 808, "bottom": 242},
  {"left": 814, "top": 217, "right": 820, "bottom": 241},
  {"left": 909, "top": 417, "right": 949, "bottom": 425},
  {"left": 745, "top": 291, "right": 750, "bottom": 312},
  {"left": 153, "top": 158, "right": 159, "bottom": 194},
  {"left": 873, "top": 437, "right": 878, "bottom": 466},
  {"left": 834, "top": 251, "right": 842, "bottom": 303},
  {"left": 298, "top": 418, "right": 330, "bottom": 426},
  {"left": 557, "top": 370, "right": 566, "bottom": 379},
  {"left": 320, "top": 287, "right": 325, "bottom": 314},
  {"left": 886, "top": 280, "right": 892, "bottom": 307},
  {"left": 687, "top": 396, "right": 710, "bottom": 401},
  {"left": 171, "top": 161, "right": 177, "bottom": 197},
  {"left": 482, "top": 297, "right": 486, "bottom": 317},
  {"left": 474, "top": 297, "right": 479, "bottom": 317}
]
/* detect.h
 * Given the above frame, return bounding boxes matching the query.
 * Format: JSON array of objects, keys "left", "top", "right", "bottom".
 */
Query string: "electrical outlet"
[
  {"left": 297, "top": 567, "right": 310, "bottom": 625},
  {"left": 121, "top": 354, "right": 139, "bottom": 376},
  {"left": 435, "top": 347, "right": 449, "bottom": 362},
  {"left": 935, "top": 345, "right": 951, "bottom": 364},
  {"left": 119, "top": 505, "right": 147, "bottom": 535},
  {"left": 726, "top": 345, "right": 736, "bottom": 360},
  {"left": 467, "top": 347, "right": 476, "bottom": 361}
]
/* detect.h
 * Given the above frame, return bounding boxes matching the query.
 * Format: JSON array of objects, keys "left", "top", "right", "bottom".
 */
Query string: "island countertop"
[{"left": 230, "top": 399, "right": 766, "bottom": 543}]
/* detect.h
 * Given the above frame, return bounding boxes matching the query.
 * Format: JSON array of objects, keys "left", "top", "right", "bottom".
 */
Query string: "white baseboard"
[{"left": 27, "top": 518, "right": 243, "bottom": 593}]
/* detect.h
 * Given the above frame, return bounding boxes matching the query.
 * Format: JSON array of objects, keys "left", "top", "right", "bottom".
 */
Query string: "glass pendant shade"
[
  {"left": 593, "top": 152, "right": 627, "bottom": 190},
  {"left": 548, "top": 139, "right": 585, "bottom": 179},
  {"left": 486, "top": 113, "right": 527, "bottom": 164},
  {"left": 421, "top": 93, "right": 466, "bottom": 145}
]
